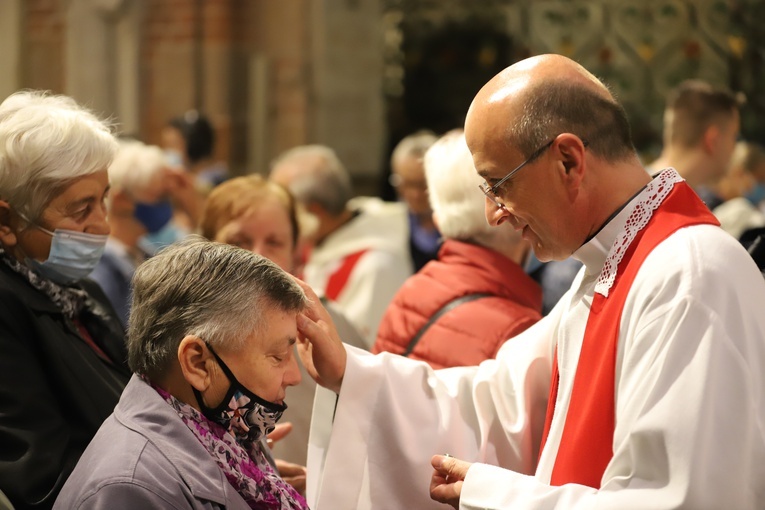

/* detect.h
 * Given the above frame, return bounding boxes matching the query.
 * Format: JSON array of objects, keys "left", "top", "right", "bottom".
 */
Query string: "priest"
[{"left": 296, "top": 54, "right": 765, "bottom": 510}]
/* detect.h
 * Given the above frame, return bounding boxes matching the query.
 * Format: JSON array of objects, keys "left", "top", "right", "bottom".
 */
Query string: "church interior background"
[{"left": 0, "top": 0, "right": 762, "bottom": 196}]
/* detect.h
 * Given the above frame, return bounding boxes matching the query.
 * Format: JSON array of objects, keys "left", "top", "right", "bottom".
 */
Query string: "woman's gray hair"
[
  {"left": 424, "top": 129, "right": 495, "bottom": 241},
  {"left": 271, "top": 145, "right": 352, "bottom": 216},
  {"left": 391, "top": 130, "right": 438, "bottom": 165},
  {"left": 0, "top": 90, "right": 118, "bottom": 223},
  {"left": 128, "top": 237, "right": 308, "bottom": 379}
]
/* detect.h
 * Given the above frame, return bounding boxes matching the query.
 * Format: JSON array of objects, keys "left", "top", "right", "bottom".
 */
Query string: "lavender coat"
[{"left": 53, "top": 375, "right": 251, "bottom": 510}]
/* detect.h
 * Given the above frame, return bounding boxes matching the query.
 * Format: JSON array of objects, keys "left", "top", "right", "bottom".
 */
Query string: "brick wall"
[
  {"left": 141, "top": 0, "right": 203, "bottom": 152},
  {"left": 236, "top": 0, "right": 313, "bottom": 168},
  {"left": 24, "top": 0, "right": 65, "bottom": 93},
  {"left": 11, "top": 0, "right": 386, "bottom": 190}
]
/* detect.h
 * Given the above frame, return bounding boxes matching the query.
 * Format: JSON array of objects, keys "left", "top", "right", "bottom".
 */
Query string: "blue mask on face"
[
  {"left": 134, "top": 201, "right": 173, "bottom": 234},
  {"left": 745, "top": 183, "right": 765, "bottom": 207},
  {"left": 26, "top": 226, "right": 108, "bottom": 285}
]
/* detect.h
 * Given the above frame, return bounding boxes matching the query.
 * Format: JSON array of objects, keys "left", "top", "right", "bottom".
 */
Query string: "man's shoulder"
[
  {"left": 654, "top": 223, "right": 750, "bottom": 267},
  {"left": 637, "top": 223, "right": 761, "bottom": 297},
  {"left": 320, "top": 199, "right": 410, "bottom": 255}
]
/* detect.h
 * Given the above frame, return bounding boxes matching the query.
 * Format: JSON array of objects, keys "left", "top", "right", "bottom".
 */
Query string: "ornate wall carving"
[{"left": 383, "top": 0, "right": 764, "bottom": 156}]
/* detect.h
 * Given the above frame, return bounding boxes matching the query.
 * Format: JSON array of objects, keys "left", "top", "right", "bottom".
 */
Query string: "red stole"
[{"left": 539, "top": 181, "right": 719, "bottom": 488}]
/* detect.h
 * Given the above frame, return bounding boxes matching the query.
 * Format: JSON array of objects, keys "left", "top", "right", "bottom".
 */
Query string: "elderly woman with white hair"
[
  {"left": 0, "top": 91, "right": 130, "bottom": 509},
  {"left": 90, "top": 139, "right": 196, "bottom": 326},
  {"left": 372, "top": 129, "right": 543, "bottom": 369},
  {"left": 55, "top": 239, "right": 309, "bottom": 510}
]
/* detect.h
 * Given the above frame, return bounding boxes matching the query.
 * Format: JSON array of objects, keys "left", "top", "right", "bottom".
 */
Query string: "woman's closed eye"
[
  {"left": 270, "top": 348, "right": 293, "bottom": 364},
  {"left": 266, "top": 236, "right": 287, "bottom": 248}
]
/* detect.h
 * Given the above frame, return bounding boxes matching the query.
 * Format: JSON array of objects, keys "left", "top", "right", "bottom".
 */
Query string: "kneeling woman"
[{"left": 55, "top": 239, "right": 310, "bottom": 510}]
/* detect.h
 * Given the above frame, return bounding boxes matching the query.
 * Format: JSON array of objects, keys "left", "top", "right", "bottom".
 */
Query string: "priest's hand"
[
  {"left": 429, "top": 454, "right": 471, "bottom": 510},
  {"left": 293, "top": 278, "right": 347, "bottom": 394}
]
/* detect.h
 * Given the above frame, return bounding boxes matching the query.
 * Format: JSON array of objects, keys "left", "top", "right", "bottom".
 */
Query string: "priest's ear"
[{"left": 556, "top": 135, "right": 587, "bottom": 180}]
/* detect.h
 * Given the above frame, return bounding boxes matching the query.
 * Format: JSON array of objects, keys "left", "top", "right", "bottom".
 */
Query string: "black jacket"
[{"left": 0, "top": 263, "right": 131, "bottom": 510}]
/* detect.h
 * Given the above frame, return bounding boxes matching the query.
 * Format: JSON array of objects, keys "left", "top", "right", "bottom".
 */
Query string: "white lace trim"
[{"left": 594, "top": 169, "right": 685, "bottom": 297}]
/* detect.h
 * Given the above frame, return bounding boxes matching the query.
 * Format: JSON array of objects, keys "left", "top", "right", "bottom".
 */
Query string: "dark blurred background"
[{"left": 1, "top": 0, "right": 762, "bottom": 196}]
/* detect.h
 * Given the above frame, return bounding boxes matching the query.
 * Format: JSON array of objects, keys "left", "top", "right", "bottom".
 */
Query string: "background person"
[
  {"left": 270, "top": 145, "right": 412, "bottom": 346},
  {"left": 742, "top": 141, "right": 765, "bottom": 212},
  {"left": 200, "top": 174, "right": 366, "bottom": 468},
  {"left": 373, "top": 129, "right": 541, "bottom": 368},
  {"left": 298, "top": 54, "right": 765, "bottom": 510},
  {"left": 648, "top": 79, "right": 742, "bottom": 205},
  {"left": 162, "top": 110, "right": 229, "bottom": 194},
  {"left": 0, "top": 91, "right": 130, "bottom": 509},
  {"left": 711, "top": 141, "right": 765, "bottom": 240},
  {"left": 389, "top": 130, "right": 441, "bottom": 271},
  {"left": 55, "top": 239, "right": 309, "bottom": 510},
  {"left": 90, "top": 140, "right": 176, "bottom": 325}
]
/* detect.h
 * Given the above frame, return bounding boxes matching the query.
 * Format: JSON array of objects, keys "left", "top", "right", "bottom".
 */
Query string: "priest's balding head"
[{"left": 465, "top": 54, "right": 650, "bottom": 262}]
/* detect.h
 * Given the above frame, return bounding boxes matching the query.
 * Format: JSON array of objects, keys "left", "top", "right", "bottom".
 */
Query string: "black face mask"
[{"left": 193, "top": 344, "right": 287, "bottom": 444}]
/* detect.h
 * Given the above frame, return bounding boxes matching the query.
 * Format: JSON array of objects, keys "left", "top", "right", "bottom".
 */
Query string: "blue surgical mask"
[
  {"left": 26, "top": 226, "right": 108, "bottom": 285},
  {"left": 134, "top": 200, "right": 173, "bottom": 234},
  {"left": 745, "top": 183, "right": 765, "bottom": 207}
]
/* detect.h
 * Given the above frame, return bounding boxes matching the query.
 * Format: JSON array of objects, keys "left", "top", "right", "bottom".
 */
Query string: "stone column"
[
  {"left": 0, "top": 0, "right": 23, "bottom": 100},
  {"left": 65, "top": 0, "right": 118, "bottom": 115},
  {"left": 65, "top": 0, "right": 142, "bottom": 134},
  {"left": 310, "top": 0, "right": 385, "bottom": 188},
  {"left": 114, "top": 0, "right": 142, "bottom": 135}
]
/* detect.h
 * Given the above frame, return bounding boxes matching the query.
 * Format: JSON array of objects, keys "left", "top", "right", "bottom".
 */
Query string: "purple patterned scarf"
[{"left": 152, "top": 384, "right": 309, "bottom": 509}]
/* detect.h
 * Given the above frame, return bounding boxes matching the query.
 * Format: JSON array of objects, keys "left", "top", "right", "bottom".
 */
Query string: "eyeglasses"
[
  {"left": 478, "top": 139, "right": 555, "bottom": 208},
  {"left": 478, "top": 138, "right": 589, "bottom": 208}
]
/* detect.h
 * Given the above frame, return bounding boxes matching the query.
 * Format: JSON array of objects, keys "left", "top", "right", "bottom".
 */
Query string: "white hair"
[
  {"left": 424, "top": 130, "right": 494, "bottom": 241},
  {"left": 109, "top": 139, "right": 168, "bottom": 195},
  {"left": 0, "top": 90, "right": 117, "bottom": 222}
]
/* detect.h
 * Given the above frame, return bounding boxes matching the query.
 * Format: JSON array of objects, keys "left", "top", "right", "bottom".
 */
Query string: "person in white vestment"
[
  {"left": 295, "top": 54, "right": 765, "bottom": 510},
  {"left": 270, "top": 145, "right": 413, "bottom": 347}
]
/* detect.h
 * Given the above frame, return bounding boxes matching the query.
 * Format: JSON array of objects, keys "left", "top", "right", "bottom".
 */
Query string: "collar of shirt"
[{"left": 572, "top": 171, "right": 666, "bottom": 276}]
